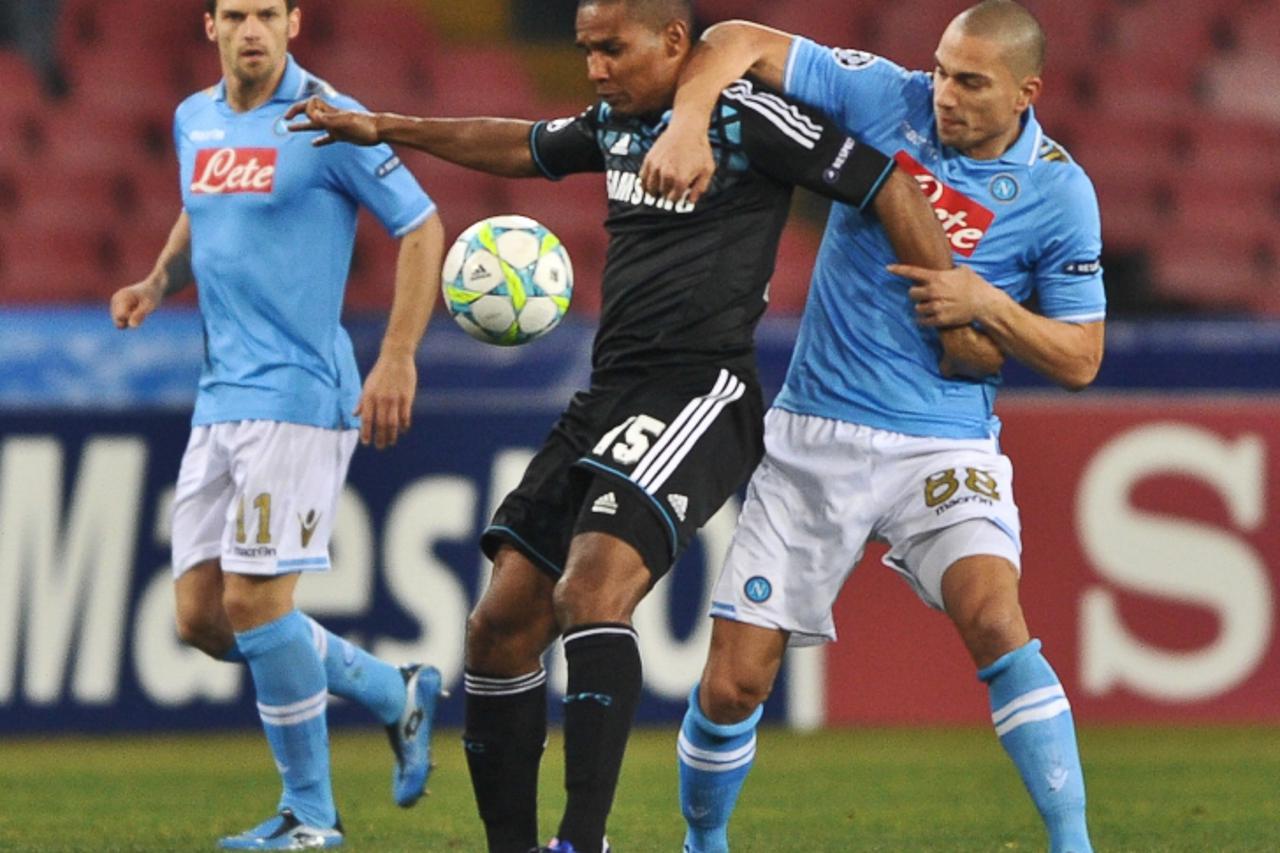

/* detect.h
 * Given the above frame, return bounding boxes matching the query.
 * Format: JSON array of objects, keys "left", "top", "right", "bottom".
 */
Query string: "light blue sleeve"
[
  {"left": 324, "top": 98, "right": 435, "bottom": 237},
  {"left": 782, "top": 37, "right": 922, "bottom": 141},
  {"left": 1033, "top": 170, "right": 1106, "bottom": 323}
]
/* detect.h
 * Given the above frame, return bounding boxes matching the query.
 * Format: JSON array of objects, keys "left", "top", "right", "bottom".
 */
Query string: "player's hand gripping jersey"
[
  {"left": 175, "top": 57, "right": 435, "bottom": 430},
  {"left": 529, "top": 78, "right": 894, "bottom": 380},
  {"left": 778, "top": 41, "right": 1106, "bottom": 439}
]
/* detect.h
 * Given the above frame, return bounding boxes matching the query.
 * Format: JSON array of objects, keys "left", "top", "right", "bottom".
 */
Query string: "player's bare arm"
[
  {"left": 110, "top": 211, "right": 193, "bottom": 329},
  {"left": 286, "top": 97, "right": 541, "bottom": 178},
  {"left": 357, "top": 212, "right": 446, "bottom": 450},
  {"left": 640, "top": 21, "right": 794, "bottom": 202},
  {"left": 891, "top": 262, "right": 1104, "bottom": 390},
  {"left": 873, "top": 170, "right": 1003, "bottom": 379}
]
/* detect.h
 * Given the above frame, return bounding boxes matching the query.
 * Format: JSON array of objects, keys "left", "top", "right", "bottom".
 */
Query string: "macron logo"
[{"left": 592, "top": 492, "right": 619, "bottom": 516}]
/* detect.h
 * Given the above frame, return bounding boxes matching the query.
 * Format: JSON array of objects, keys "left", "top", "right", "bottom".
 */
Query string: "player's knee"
[
  {"left": 956, "top": 596, "right": 1028, "bottom": 663},
  {"left": 174, "top": 610, "right": 230, "bottom": 658},
  {"left": 554, "top": 538, "right": 650, "bottom": 628},
  {"left": 465, "top": 603, "right": 547, "bottom": 673},
  {"left": 551, "top": 575, "right": 589, "bottom": 627},
  {"left": 700, "top": 670, "right": 771, "bottom": 725}
]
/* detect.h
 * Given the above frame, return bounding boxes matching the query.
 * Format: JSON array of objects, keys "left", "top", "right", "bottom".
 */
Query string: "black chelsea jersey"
[{"left": 529, "top": 79, "right": 893, "bottom": 379}]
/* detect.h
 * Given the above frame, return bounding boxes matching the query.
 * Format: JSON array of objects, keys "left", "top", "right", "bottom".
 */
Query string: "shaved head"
[
  {"left": 578, "top": 0, "right": 693, "bottom": 31},
  {"left": 954, "top": 0, "right": 1045, "bottom": 78}
]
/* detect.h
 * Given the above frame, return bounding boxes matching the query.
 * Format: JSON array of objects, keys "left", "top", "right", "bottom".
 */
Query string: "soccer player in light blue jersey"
[
  {"left": 108, "top": 1, "right": 446, "bottom": 848},
  {"left": 641, "top": 2, "right": 1103, "bottom": 851}
]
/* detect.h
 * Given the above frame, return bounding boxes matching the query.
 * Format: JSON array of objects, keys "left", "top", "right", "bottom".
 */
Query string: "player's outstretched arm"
[
  {"left": 357, "top": 212, "right": 446, "bottom": 450},
  {"left": 109, "top": 211, "right": 193, "bottom": 329},
  {"left": 286, "top": 97, "right": 540, "bottom": 178},
  {"left": 641, "top": 21, "right": 794, "bottom": 203},
  {"left": 873, "top": 171, "right": 1004, "bottom": 379}
]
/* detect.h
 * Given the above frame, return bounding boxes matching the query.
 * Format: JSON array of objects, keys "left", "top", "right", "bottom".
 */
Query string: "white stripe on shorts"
[{"left": 632, "top": 369, "right": 744, "bottom": 494}]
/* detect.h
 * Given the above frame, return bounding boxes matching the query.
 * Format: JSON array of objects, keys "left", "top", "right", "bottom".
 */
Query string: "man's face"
[
  {"left": 575, "top": 2, "right": 683, "bottom": 116},
  {"left": 205, "top": 0, "right": 299, "bottom": 87},
  {"left": 931, "top": 23, "right": 1037, "bottom": 159}
]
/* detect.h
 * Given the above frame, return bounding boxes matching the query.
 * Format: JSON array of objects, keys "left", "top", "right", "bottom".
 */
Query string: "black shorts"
[{"left": 482, "top": 364, "right": 764, "bottom": 579}]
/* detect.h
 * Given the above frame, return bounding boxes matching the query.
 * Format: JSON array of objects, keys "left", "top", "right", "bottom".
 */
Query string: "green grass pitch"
[{"left": 1, "top": 724, "right": 1276, "bottom": 851}]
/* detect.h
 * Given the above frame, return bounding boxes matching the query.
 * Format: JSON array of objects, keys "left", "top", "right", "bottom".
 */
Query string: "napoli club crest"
[{"left": 744, "top": 576, "right": 773, "bottom": 603}]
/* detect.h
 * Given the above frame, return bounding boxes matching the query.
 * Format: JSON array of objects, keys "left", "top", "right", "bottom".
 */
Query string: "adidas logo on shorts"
[
  {"left": 667, "top": 493, "right": 688, "bottom": 522},
  {"left": 592, "top": 492, "right": 619, "bottom": 516}
]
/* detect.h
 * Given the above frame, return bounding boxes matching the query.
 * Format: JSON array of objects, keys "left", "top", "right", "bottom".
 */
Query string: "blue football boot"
[
  {"left": 218, "top": 808, "right": 343, "bottom": 850},
  {"left": 387, "top": 663, "right": 446, "bottom": 807}
]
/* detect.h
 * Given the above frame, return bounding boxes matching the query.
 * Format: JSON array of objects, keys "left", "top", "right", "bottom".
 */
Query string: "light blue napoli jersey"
[
  {"left": 175, "top": 56, "right": 435, "bottom": 429},
  {"left": 775, "top": 38, "right": 1106, "bottom": 439}
]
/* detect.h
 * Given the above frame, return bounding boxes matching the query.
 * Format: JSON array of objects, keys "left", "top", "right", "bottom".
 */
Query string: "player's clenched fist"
[
  {"left": 640, "top": 120, "right": 716, "bottom": 205},
  {"left": 286, "top": 96, "right": 381, "bottom": 147},
  {"left": 110, "top": 281, "right": 162, "bottom": 329}
]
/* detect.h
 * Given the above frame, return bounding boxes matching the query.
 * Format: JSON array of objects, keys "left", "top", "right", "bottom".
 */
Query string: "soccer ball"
[{"left": 441, "top": 215, "right": 574, "bottom": 346}]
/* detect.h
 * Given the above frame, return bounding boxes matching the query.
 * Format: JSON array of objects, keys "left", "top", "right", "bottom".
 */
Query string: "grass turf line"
[{"left": 0, "top": 725, "right": 1276, "bottom": 851}]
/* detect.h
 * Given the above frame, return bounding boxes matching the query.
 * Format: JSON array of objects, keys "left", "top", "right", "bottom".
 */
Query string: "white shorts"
[
  {"left": 710, "top": 409, "right": 1022, "bottom": 646},
  {"left": 171, "top": 420, "right": 358, "bottom": 578}
]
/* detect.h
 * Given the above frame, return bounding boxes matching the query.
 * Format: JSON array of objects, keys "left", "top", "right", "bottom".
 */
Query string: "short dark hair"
[
  {"left": 205, "top": 0, "right": 299, "bottom": 15},
  {"left": 577, "top": 0, "right": 693, "bottom": 30},
  {"left": 957, "top": 0, "right": 1045, "bottom": 77}
]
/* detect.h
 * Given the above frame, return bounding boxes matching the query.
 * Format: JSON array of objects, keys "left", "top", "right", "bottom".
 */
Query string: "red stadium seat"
[
  {"left": 325, "top": 0, "right": 439, "bottom": 59},
  {"left": 860, "top": 1, "right": 968, "bottom": 72},
  {"left": 1023, "top": 0, "right": 1108, "bottom": 71},
  {"left": 1149, "top": 234, "right": 1273, "bottom": 313},
  {"left": 301, "top": 43, "right": 429, "bottom": 113},
  {"left": 1096, "top": 0, "right": 1223, "bottom": 72},
  {"left": 696, "top": 0, "right": 768, "bottom": 27},
  {"left": 1231, "top": 2, "right": 1280, "bottom": 55},
  {"left": 0, "top": 220, "right": 117, "bottom": 303},
  {"left": 0, "top": 52, "right": 47, "bottom": 165},
  {"left": 766, "top": 223, "right": 822, "bottom": 315},
  {"left": 751, "top": 0, "right": 870, "bottom": 48},
  {"left": 419, "top": 46, "right": 540, "bottom": 118},
  {"left": 404, "top": 155, "right": 514, "bottom": 236}
]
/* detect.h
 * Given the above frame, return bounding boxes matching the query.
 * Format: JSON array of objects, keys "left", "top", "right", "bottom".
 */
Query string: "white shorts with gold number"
[
  {"left": 171, "top": 420, "right": 358, "bottom": 578},
  {"left": 709, "top": 409, "right": 1022, "bottom": 646}
]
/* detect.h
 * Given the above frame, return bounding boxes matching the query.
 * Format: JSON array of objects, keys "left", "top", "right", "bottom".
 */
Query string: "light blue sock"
[
  {"left": 236, "top": 610, "right": 335, "bottom": 828},
  {"left": 979, "top": 639, "right": 1092, "bottom": 853},
  {"left": 677, "top": 685, "right": 763, "bottom": 853},
  {"left": 304, "top": 616, "right": 406, "bottom": 725},
  {"left": 220, "top": 615, "right": 406, "bottom": 725}
]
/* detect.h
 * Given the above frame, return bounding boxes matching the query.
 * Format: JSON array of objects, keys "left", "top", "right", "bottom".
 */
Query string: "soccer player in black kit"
[{"left": 288, "top": 1, "right": 1000, "bottom": 850}]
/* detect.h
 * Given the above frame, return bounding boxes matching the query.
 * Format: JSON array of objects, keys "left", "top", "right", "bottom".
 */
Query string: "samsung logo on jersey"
[
  {"left": 1063, "top": 258, "right": 1102, "bottom": 276},
  {"left": 605, "top": 170, "right": 696, "bottom": 213}
]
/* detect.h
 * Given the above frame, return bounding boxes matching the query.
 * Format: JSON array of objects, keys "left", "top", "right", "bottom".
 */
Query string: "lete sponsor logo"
[
  {"left": 893, "top": 151, "right": 994, "bottom": 256},
  {"left": 191, "top": 147, "right": 277, "bottom": 194}
]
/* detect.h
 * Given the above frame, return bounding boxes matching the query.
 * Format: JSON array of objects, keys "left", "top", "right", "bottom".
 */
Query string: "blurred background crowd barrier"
[{"left": 1, "top": 1, "right": 1278, "bottom": 734}]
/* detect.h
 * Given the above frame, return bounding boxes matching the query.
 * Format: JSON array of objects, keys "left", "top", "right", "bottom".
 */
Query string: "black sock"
[
  {"left": 463, "top": 668, "right": 548, "bottom": 853},
  {"left": 556, "top": 623, "right": 642, "bottom": 853}
]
